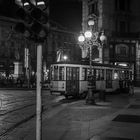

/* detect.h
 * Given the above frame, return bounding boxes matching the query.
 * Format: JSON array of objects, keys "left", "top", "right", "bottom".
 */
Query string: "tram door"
[{"left": 66, "top": 67, "right": 79, "bottom": 95}]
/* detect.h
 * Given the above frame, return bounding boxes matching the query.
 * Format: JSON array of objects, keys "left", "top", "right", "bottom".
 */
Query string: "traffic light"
[{"left": 14, "top": 0, "right": 49, "bottom": 42}]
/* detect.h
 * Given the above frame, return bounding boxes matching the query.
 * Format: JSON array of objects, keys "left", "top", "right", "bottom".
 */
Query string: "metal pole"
[
  {"left": 86, "top": 44, "right": 95, "bottom": 104},
  {"left": 89, "top": 45, "right": 92, "bottom": 73},
  {"left": 36, "top": 43, "right": 42, "bottom": 140}
]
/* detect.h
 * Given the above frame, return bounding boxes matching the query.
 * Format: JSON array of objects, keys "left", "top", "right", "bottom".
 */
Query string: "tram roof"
[{"left": 51, "top": 61, "right": 131, "bottom": 69}]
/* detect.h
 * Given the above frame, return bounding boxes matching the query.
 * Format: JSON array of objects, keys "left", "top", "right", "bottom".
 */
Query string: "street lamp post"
[{"left": 78, "top": 16, "right": 106, "bottom": 105}]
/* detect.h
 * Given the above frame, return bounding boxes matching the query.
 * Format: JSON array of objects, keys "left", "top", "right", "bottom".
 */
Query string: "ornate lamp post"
[{"left": 78, "top": 15, "right": 106, "bottom": 105}]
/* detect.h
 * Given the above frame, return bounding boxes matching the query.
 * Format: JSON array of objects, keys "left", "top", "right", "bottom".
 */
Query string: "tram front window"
[
  {"left": 54, "top": 66, "right": 58, "bottom": 80},
  {"left": 82, "top": 68, "right": 88, "bottom": 80},
  {"left": 59, "top": 67, "right": 64, "bottom": 80},
  {"left": 96, "top": 69, "right": 104, "bottom": 80}
]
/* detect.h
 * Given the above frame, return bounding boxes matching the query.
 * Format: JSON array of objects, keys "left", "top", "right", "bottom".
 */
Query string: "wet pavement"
[
  {"left": 1, "top": 88, "right": 140, "bottom": 140},
  {"left": 0, "top": 90, "right": 61, "bottom": 138}
]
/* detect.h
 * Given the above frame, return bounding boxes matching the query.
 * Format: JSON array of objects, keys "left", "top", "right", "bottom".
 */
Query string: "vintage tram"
[{"left": 50, "top": 62, "right": 133, "bottom": 98}]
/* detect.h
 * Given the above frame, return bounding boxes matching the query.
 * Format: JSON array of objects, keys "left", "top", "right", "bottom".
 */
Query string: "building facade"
[
  {"left": 0, "top": 16, "right": 81, "bottom": 86},
  {"left": 82, "top": 0, "right": 140, "bottom": 85},
  {"left": 46, "top": 23, "right": 81, "bottom": 67}
]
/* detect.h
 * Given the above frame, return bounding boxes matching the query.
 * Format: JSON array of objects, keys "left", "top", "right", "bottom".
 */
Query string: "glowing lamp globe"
[
  {"left": 78, "top": 34, "right": 85, "bottom": 42},
  {"left": 100, "top": 32, "right": 107, "bottom": 42},
  {"left": 84, "top": 30, "right": 92, "bottom": 38},
  {"left": 63, "top": 55, "right": 68, "bottom": 60},
  {"left": 88, "top": 19, "right": 95, "bottom": 26}
]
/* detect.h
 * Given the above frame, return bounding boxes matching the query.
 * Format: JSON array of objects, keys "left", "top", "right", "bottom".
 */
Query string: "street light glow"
[
  {"left": 24, "top": 2, "right": 29, "bottom": 6},
  {"left": 63, "top": 55, "right": 68, "bottom": 61},
  {"left": 78, "top": 34, "right": 85, "bottom": 42},
  {"left": 37, "top": 1, "right": 45, "bottom": 6},
  {"left": 88, "top": 19, "right": 95, "bottom": 26},
  {"left": 100, "top": 32, "right": 107, "bottom": 42},
  {"left": 84, "top": 30, "right": 92, "bottom": 38}
]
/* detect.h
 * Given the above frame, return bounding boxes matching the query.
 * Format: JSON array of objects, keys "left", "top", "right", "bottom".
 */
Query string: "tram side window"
[
  {"left": 54, "top": 66, "right": 58, "bottom": 80},
  {"left": 106, "top": 69, "right": 112, "bottom": 80},
  {"left": 50, "top": 67, "right": 54, "bottom": 80},
  {"left": 59, "top": 67, "right": 64, "bottom": 80},
  {"left": 96, "top": 69, "right": 104, "bottom": 80},
  {"left": 121, "top": 70, "right": 129, "bottom": 80},
  {"left": 125, "top": 70, "right": 129, "bottom": 80},
  {"left": 67, "top": 67, "right": 72, "bottom": 80},
  {"left": 100, "top": 69, "right": 104, "bottom": 80},
  {"left": 82, "top": 68, "right": 88, "bottom": 80}
]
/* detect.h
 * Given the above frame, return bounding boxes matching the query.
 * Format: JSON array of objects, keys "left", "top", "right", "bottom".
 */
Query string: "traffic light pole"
[
  {"left": 36, "top": 44, "right": 42, "bottom": 140},
  {"left": 14, "top": 1, "right": 49, "bottom": 139}
]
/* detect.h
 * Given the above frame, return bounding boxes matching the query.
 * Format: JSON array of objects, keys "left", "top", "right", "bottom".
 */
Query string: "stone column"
[{"left": 14, "top": 62, "right": 23, "bottom": 78}]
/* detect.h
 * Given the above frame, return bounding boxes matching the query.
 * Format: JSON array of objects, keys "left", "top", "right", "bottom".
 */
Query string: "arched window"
[{"left": 115, "top": 44, "right": 129, "bottom": 56}]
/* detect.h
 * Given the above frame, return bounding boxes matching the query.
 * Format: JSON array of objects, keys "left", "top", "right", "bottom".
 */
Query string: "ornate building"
[
  {"left": 0, "top": 16, "right": 81, "bottom": 85},
  {"left": 46, "top": 25, "right": 81, "bottom": 67},
  {"left": 82, "top": 0, "right": 140, "bottom": 85},
  {"left": 0, "top": 16, "right": 37, "bottom": 81}
]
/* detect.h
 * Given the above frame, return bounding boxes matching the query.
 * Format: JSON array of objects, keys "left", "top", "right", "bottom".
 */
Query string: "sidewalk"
[
  {"left": 2, "top": 87, "right": 140, "bottom": 140},
  {"left": 89, "top": 87, "right": 140, "bottom": 140},
  {"left": 42, "top": 87, "right": 140, "bottom": 140}
]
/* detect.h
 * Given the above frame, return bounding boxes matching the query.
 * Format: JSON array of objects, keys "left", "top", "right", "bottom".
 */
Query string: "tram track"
[
  {"left": 0, "top": 113, "right": 36, "bottom": 137},
  {"left": 0, "top": 100, "right": 63, "bottom": 138},
  {"left": 0, "top": 97, "right": 80, "bottom": 139},
  {"left": 0, "top": 103, "right": 35, "bottom": 115},
  {"left": 0, "top": 102, "right": 58, "bottom": 138},
  {"left": 0, "top": 96, "right": 35, "bottom": 105},
  {"left": 0, "top": 92, "right": 63, "bottom": 138},
  {"left": 0, "top": 99, "right": 37, "bottom": 137}
]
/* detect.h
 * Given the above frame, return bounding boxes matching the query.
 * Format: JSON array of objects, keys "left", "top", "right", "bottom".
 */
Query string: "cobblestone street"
[{"left": 0, "top": 88, "right": 140, "bottom": 140}]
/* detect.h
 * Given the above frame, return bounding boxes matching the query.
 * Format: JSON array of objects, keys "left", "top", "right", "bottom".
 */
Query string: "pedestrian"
[
  {"left": 20, "top": 77, "right": 24, "bottom": 88},
  {"left": 128, "top": 79, "right": 134, "bottom": 96},
  {"left": 16, "top": 77, "right": 20, "bottom": 87},
  {"left": 99, "top": 77, "right": 106, "bottom": 101},
  {"left": 119, "top": 78, "right": 123, "bottom": 93},
  {"left": 30, "top": 75, "right": 36, "bottom": 88}
]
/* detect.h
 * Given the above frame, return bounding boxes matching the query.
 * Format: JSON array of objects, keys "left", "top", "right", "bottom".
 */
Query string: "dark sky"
[
  {"left": 0, "top": 0, "right": 82, "bottom": 32},
  {"left": 50, "top": 0, "right": 82, "bottom": 32}
]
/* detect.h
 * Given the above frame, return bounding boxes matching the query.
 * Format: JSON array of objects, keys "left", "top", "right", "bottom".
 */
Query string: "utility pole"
[
  {"left": 36, "top": 43, "right": 42, "bottom": 140},
  {"left": 14, "top": 0, "right": 49, "bottom": 139}
]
